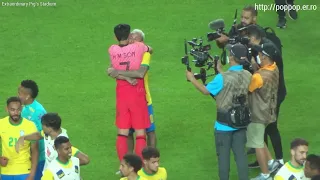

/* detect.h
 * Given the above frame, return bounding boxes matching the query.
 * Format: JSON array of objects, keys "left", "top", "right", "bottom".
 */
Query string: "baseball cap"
[
  {"left": 226, "top": 43, "right": 248, "bottom": 61},
  {"left": 252, "top": 42, "right": 279, "bottom": 60}
]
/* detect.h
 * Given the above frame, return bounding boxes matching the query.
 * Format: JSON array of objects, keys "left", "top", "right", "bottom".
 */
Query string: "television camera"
[
  {"left": 181, "top": 38, "right": 219, "bottom": 85},
  {"left": 205, "top": 9, "right": 255, "bottom": 72}
]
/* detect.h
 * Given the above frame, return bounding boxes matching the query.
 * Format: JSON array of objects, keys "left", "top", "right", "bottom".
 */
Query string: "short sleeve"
[
  {"left": 71, "top": 146, "right": 80, "bottom": 157},
  {"left": 164, "top": 168, "right": 167, "bottom": 179},
  {"left": 205, "top": 74, "right": 224, "bottom": 96},
  {"left": 40, "top": 130, "right": 45, "bottom": 137},
  {"left": 41, "top": 169, "right": 54, "bottom": 180},
  {"left": 141, "top": 52, "right": 151, "bottom": 67},
  {"left": 31, "top": 109, "right": 46, "bottom": 131},
  {"left": 135, "top": 42, "right": 149, "bottom": 52},
  {"left": 249, "top": 73, "right": 263, "bottom": 92},
  {"left": 274, "top": 175, "right": 284, "bottom": 180}
]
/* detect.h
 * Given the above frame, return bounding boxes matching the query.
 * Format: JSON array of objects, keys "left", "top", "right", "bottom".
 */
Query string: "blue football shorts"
[{"left": 1, "top": 174, "right": 29, "bottom": 180}]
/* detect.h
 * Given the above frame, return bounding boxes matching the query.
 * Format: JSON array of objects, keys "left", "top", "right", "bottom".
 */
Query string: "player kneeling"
[
  {"left": 41, "top": 136, "right": 81, "bottom": 180},
  {"left": 138, "top": 147, "right": 167, "bottom": 179}
]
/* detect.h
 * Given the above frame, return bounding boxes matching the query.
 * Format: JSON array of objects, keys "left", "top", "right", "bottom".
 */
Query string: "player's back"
[
  {"left": 138, "top": 167, "right": 167, "bottom": 180},
  {"left": 0, "top": 117, "right": 37, "bottom": 175},
  {"left": 108, "top": 42, "right": 149, "bottom": 88},
  {"left": 274, "top": 162, "right": 307, "bottom": 180}
]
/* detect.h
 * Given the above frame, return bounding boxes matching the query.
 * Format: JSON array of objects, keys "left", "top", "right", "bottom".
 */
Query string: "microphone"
[{"left": 208, "top": 19, "right": 225, "bottom": 31}]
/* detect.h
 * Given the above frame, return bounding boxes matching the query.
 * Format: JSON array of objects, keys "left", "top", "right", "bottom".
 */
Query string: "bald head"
[{"left": 129, "top": 29, "right": 145, "bottom": 43}]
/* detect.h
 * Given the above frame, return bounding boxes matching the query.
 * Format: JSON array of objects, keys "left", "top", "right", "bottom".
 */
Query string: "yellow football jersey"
[
  {"left": 274, "top": 161, "right": 308, "bottom": 180},
  {"left": 0, "top": 117, "right": 37, "bottom": 175},
  {"left": 120, "top": 176, "right": 148, "bottom": 180},
  {"left": 138, "top": 167, "right": 167, "bottom": 180},
  {"left": 141, "top": 52, "right": 152, "bottom": 106}
]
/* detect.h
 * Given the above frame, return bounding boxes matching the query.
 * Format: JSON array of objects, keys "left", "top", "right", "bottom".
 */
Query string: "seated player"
[
  {"left": 0, "top": 97, "right": 39, "bottom": 180},
  {"left": 16, "top": 113, "right": 89, "bottom": 172},
  {"left": 138, "top": 147, "right": 167, "bottom": 180},
  {"left": 119, "top": 153, "right": 147, "bottom": 180},
  {"left": 304, "top": 154, "right": 320, "bottom": 179},
  {"left": 274, "top": 138, "right": 309, "bottom": 180},
  {"left": 41, "top": 136, "right": 81, "bottom": 180}
]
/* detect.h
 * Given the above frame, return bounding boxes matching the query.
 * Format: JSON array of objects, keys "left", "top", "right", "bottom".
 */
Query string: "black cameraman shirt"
[{"left": 260, "top": 38, "right": 287, "bottom": 103}]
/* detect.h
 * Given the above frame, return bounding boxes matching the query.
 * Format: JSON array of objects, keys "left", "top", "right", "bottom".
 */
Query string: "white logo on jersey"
[{"left": 20, "top": 130, "right": 25, "bottom": 136}]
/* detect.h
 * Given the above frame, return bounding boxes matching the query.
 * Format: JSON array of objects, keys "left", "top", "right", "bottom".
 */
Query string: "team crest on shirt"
[
  {"left": 75, "top": 165, "right": 79, "bottom": 173},
  {"left": 20, "top": 130, "right": 25, "bottom": 136},
  {"left": 288, "top": 175, "right": 297, "bottom": 180},
  {"left": 56, "top": 169, "right": 65, "bottom": 179}
]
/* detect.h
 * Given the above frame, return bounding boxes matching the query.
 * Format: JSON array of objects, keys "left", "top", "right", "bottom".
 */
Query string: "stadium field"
[{"left": 0, "top": 0, "right": 320, "bottom": 179}]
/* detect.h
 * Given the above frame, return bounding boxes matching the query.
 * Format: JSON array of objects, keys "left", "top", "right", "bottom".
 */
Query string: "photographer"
[
  {"left": 246, "top": 25, "right": 286, "bottom": 168},
  {"left": 186, "top": 44, "right": 251, "bottom": 180},
  {"left": 247, "top": 42, "right": 281, "bottom": 180}
]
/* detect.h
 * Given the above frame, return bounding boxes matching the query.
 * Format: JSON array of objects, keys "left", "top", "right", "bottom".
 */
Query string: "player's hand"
[
  {"left": 15, "top": 136, "right": 25, "bottom": 153},
  {"left": 107, "top": 68, "right": 119, "bottom": 78},
  {"left": 126, "top": 78, "right": 137, "bottom": 86},
  {"left": 0, "top": 156, "right": 8, "bottom": 167},
  {"left": 216, "top": 34, "right": 229, "bottom": 45},
  {"left": 186, "top": 70, "right": 195, "bottom": 81}
]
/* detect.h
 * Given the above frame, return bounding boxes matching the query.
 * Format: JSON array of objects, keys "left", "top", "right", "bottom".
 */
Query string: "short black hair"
[
  {"left": 290, "top": 138, "right": 309, "bottom": 149},
  {"left": 54, "top": 136, "right": 69, "bottom": 149},
  {"left": 247, "top": 25, "right": 263, "bottom": 40},
  {"left": 20, "top": 80, "right": 39, "bottom": 99},
  {"left": 114, "top": 24, "right": 131, "bottom": 41},
  {"left": 307, "top": 154, "right": 320, "bottom": 170},
  {"left": 41, "top": 113, "right": 61, "bottom": 131},
  {"left": 123, "top": 153, "right": 142, "bottom": 173},
  {"left": 142, "top": 147, "right": 160, "bottom": 160},
  {"left": 243, "top": 5, "right": 258, "bottom": 16},
  {"left": 7, "top": 96, "right": 22, "bottom": 106}
]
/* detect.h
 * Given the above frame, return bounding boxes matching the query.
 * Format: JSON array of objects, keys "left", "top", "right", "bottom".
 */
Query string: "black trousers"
[
  {"left": 275, "top": 0, "right": 295, "bottom": 17},
  {"left": 215, "top": 129, "right": 249, "bottom": 180},
  {"left": 264, "top": 101, "right": 284, "bottom": 159}
]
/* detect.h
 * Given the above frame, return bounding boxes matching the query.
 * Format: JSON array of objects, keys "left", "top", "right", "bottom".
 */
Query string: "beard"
[
  {"left": 296, "top": 158, "right": 306, "bottom": 166},
  {"left": 10, "top": 115, "right": 21, "bottom": 122}
]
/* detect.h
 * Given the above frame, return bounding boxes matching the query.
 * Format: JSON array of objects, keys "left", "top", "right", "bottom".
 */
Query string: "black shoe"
[
  {"left": 248, "top": 161, "right": 260, "bottom": 168},
  {"left": 247, "top": 148, "right": 255, "bottom": 155},
  {"left": 285, "top": 0, "right": 298, "bottom": 20},
  {"left": 287, "top": 9, "right": 298, "bottom": 20},
  {"left": 277, "top": 17, "right": 287, "bottom": 28}
]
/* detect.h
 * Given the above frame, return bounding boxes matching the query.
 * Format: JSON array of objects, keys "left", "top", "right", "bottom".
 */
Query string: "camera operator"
[
  {"left": 246, "top": 25, "right": 286, "bottom": 169},
  {"left": 186, "top": 44, "right": 251, "bottom": 180},
  {"left": 247, "top": 42, "right": 281, "bottom": 180},
  {"left": 216, "top": 5, "right": 265, "bottom": 47}
]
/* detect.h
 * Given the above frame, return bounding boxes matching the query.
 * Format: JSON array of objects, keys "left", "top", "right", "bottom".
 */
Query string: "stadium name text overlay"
[
  {"left": 255, "top": 3, "right": 317, "bottom": 12},
  {"left": 1, "top": 2, "right": 56, "bottom": 7}
]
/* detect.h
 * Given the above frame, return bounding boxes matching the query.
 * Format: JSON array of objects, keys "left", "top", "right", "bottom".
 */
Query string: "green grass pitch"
[{"left": 1, "top": 0, "right": 320, "bottom": 179}]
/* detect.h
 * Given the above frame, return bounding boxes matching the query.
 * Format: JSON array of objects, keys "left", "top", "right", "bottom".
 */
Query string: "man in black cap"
[
  {"left": 186, "top": 43, "right": 251, "bottom": 180},
  {"left": 247, "top": 25, "right": 286, "bottom": 170},
  {"left": 247, "top": 42, "right": 281, "bottom": 180}
]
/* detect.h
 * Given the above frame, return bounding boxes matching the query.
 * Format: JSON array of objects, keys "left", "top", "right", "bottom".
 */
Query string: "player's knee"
[
  {"left": 117, "top": 129, "right": 130, "bottom": 136},
  {"left": 147, "top": 131, "right": 155, "bottom": 137},
  {"left": 135, "top": 129, "right": 146, "bottom": 136}
]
